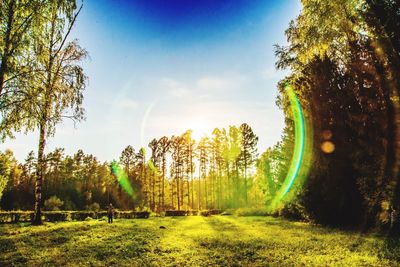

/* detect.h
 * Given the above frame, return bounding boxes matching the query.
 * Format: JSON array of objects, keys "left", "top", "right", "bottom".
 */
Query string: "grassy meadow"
[{"left": 0, "top": 216, "right": 399, "bottom": 267}]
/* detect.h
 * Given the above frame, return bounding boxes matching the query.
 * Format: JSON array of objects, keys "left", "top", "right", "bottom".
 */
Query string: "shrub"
[
  {"left": 188, "top": 210, "right": 199, "bottom": 216},
  {"left": 87, "top": 202, "right": 100, "bottom": 212},
  {"left": 44, "top": 211, "right": 69, "bottom": 222},
  {"left": 221, "top": 209, "right": 234, "bottom": 215},
  {"left": 165, "top": 210, "right": 187, "bottom": 216},
  {"left": 279, "top": 202, "right": 307, "bottom": 221},
  {"left": 0, "top": 211, "right": 33, "bottom": 223},
  {"left": 235, "top": 207, "right": 270, "bottom": 217},
  {"left": 44, "top": 196, "right": 64, "bottom": 211},
  {"left": 116, "top": 211, "right": 135, "bottom": 219},
  {"left": 70, "top": 211, "right": 95, "bottom": 221},
  {"left": 208, "top": 210, "right": 223, "bottom": 215},
  {"left": 199, "top": 210, "right": 224, "bottom": 216},
  {"left": 133, "top": 211, "right": 150, "bottom": 219},
  {"left": 200, "top": 210, "right": 211, "bottom": 217}
]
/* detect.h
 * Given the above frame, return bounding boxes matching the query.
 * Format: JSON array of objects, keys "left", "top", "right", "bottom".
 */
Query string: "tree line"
[{"left": 0, "top": 123, "right": 262, "bottom": 213}]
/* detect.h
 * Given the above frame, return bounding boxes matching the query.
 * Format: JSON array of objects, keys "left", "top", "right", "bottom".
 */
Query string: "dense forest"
[
  {"left": 0, "top": 0, "right": 400, "bottom": 236},
  {"left": 272, "top": 0, "right": 400, "bottom": 233}
]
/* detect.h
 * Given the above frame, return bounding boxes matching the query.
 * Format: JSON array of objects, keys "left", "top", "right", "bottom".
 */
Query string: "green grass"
[{"left": 0, "top": 216, "right": 399, "bottom": 266}]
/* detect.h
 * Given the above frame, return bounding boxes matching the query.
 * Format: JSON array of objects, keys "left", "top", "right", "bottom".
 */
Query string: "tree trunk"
[
  {"left": 171, "top": 177, "right": 174, "bottom": 209},
  {"left": 198, "top": 163, "right": 201, "bottom": 210},
  {"left": 162, "top": 156, "right": 166, "bottom": 211},
  {"left": 152, "top": 171, "right": 155, "bottom": 211},
  {"left": 205, "top": 172, "right": 208, "bottom": 209},
  {"left": 244, "top": 158, "right": 248, "bottom": 205},
  {"left": 32, "top": 122, "right": 46, "bottom": 225},
  {"left": 0, "top": 0, "right": 15, "bottom": 95},
  {"left": 187, "top": 173, "right": 190, "bottom": 210},
  {"left": 176, "top": 174, "right": 180, "bottom": 210}
]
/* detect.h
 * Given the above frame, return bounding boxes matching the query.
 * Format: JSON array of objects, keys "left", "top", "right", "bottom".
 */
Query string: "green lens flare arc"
[
  {"left": 111, "top": 162, "right": 135, "bottom": 198},
  {"left": 281, "top": 87, "right": 305, "bottom": 197}
]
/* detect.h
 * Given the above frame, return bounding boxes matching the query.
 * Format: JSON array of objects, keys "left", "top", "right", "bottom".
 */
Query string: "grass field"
[{"left": 0, "top": 215, "right": 399, "bottom": 266}]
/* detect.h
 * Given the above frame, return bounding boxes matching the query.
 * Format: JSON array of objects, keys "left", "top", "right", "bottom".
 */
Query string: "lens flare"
[
  {"left": 282, "top": 85, "right": 305, "bottom": 196},
  {"left": 322, "top": 130, "right": 333, "bottom": 140},
  {"left": 111, "top": 161, "right": 135, "bottom": 198},
  {"left": 269, "top": 84, "right": 311, "bottom": 210},
  {"left": 321, "top": 141, "right": 335, "bottom": 154}
]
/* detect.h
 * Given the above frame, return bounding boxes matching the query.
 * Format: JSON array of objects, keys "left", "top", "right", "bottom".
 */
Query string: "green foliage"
[
  {"left": 44, "top": 196, "right": 64, "bottom": 211},
  {"left": 235, "top": 207, "right": 269, "bottom": 217},
  {"left": 0, "top": 150, "right": 15, "bottom": 201},
  {"left": 269, "top": 0, "right": 400, "bottom": 230},
  {"left": 0, "top": 211, "right": 33, "bottom": 223},
  {"left": 0, "top": 0, "right": 43, "bottom": 136}
]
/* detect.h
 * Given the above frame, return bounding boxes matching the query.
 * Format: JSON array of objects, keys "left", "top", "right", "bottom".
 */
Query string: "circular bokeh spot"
[
  {"left": 321, "top": 141, "right": 335, "bottom": 154},
  {"left": 322, "top": 130, "right": 333, "bottom": 140}
]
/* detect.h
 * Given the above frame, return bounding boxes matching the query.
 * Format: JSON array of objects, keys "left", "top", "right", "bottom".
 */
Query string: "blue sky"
[{"left": 4, "top": 0, "right": 301, "bottom": 162}]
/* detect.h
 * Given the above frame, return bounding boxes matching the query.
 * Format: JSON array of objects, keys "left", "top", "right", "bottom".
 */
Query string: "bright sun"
[{"left": 187, "top": 119, "right": 213, "bottom": 141}]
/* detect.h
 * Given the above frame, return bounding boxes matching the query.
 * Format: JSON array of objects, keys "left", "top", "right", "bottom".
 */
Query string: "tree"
[
  {"left": 0, "top": 0, "right": 42, "bottom": 97},
  {"left": 7, "top": 1, "right": 88, "bottom": 224},
  {"left": 148, "top": 138, "right": 159, "bottom": 211},
  {"left": 158, "top": 136, "right": 170, "bottom": 211},
  {"left": 120, "top": 145, "right": 136, "bottom": 175},
  {"left": 211, "top": 128, "right": 224, "bottom": 209},
  {"left": 170, "top": 135, "right": 185, "bottom": 210},
  {"left": 136, "top": 148, "right": 148, "bottom": 208},
  {"left": 0, "top": 150, "right": 15, "bottom": 201},
  {"left": 197, "top": 136, "right": 210, "bottom": 209},
  {"left": 182, "top": 130, "right": 195, "bottom": 209},
  {"left": 239, "top": 123, "right": 258, "bottom": 205}
]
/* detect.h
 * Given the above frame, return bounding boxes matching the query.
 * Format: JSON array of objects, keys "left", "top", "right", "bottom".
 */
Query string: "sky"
[{"left": 3, "top": 0, "right": 301, "bottom": 162}]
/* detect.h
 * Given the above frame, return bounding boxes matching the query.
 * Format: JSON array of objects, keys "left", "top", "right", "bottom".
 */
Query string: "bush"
[
  {"left": 44, "top": 211, "right": 69, "bottom": 222},
  {"left": 87, "top": 202, "right": 100, "bottom": 212},
  {"left": 187, "top": 210, "right": 198, "bottom": 216},
  {"left": 165, "top": 210, "right": 187, "bottom": 216},
  {"left": 44, "top": 196, "right": 64, "bottom": 211},
  {"left": 0, "top": 211, "right": 33, "bottom": 223},
  {"left": 200, "top": 210, "right": 211, "bottom": 217},
  {"left": 221, "top": 209, "right": 234, "bottom": 215},
  {"left": 70, "top": 211, "right": 95, "bottom": 221},
  {"left": 279, "top": 202, "right": 307, "bottom": 221},
  {"left": 199, "top": 210, "right": 224, "bottom": 216},
  {"left": 133, "top": 211, "right": 150, "bottom": 218},
  {"left": 116, "top": 211, "right": 135, "bottom": 219},
  {"left": 208, "top": 210, "right": 223, "bottom": 215},
  {"left": 235, "top": 207, "right": 270, "bottom": 217}
]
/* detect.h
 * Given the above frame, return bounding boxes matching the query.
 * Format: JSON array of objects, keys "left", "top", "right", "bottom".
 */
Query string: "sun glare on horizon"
[{"left": 186, "top": 119, "right": 214, "bottom": 141}]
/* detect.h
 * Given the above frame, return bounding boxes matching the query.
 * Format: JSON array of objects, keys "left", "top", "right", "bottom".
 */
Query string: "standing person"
[{"left": 108, "top": 203, "right": 114, "bottom": 224}]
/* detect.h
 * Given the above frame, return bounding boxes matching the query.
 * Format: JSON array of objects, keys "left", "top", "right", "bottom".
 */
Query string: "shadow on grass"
[
  {"left": 380, "top": 237, "right": 400, "bottom": 262},
  {"left": 0, "top": 219, "right": 164, "bottom": 266}
]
